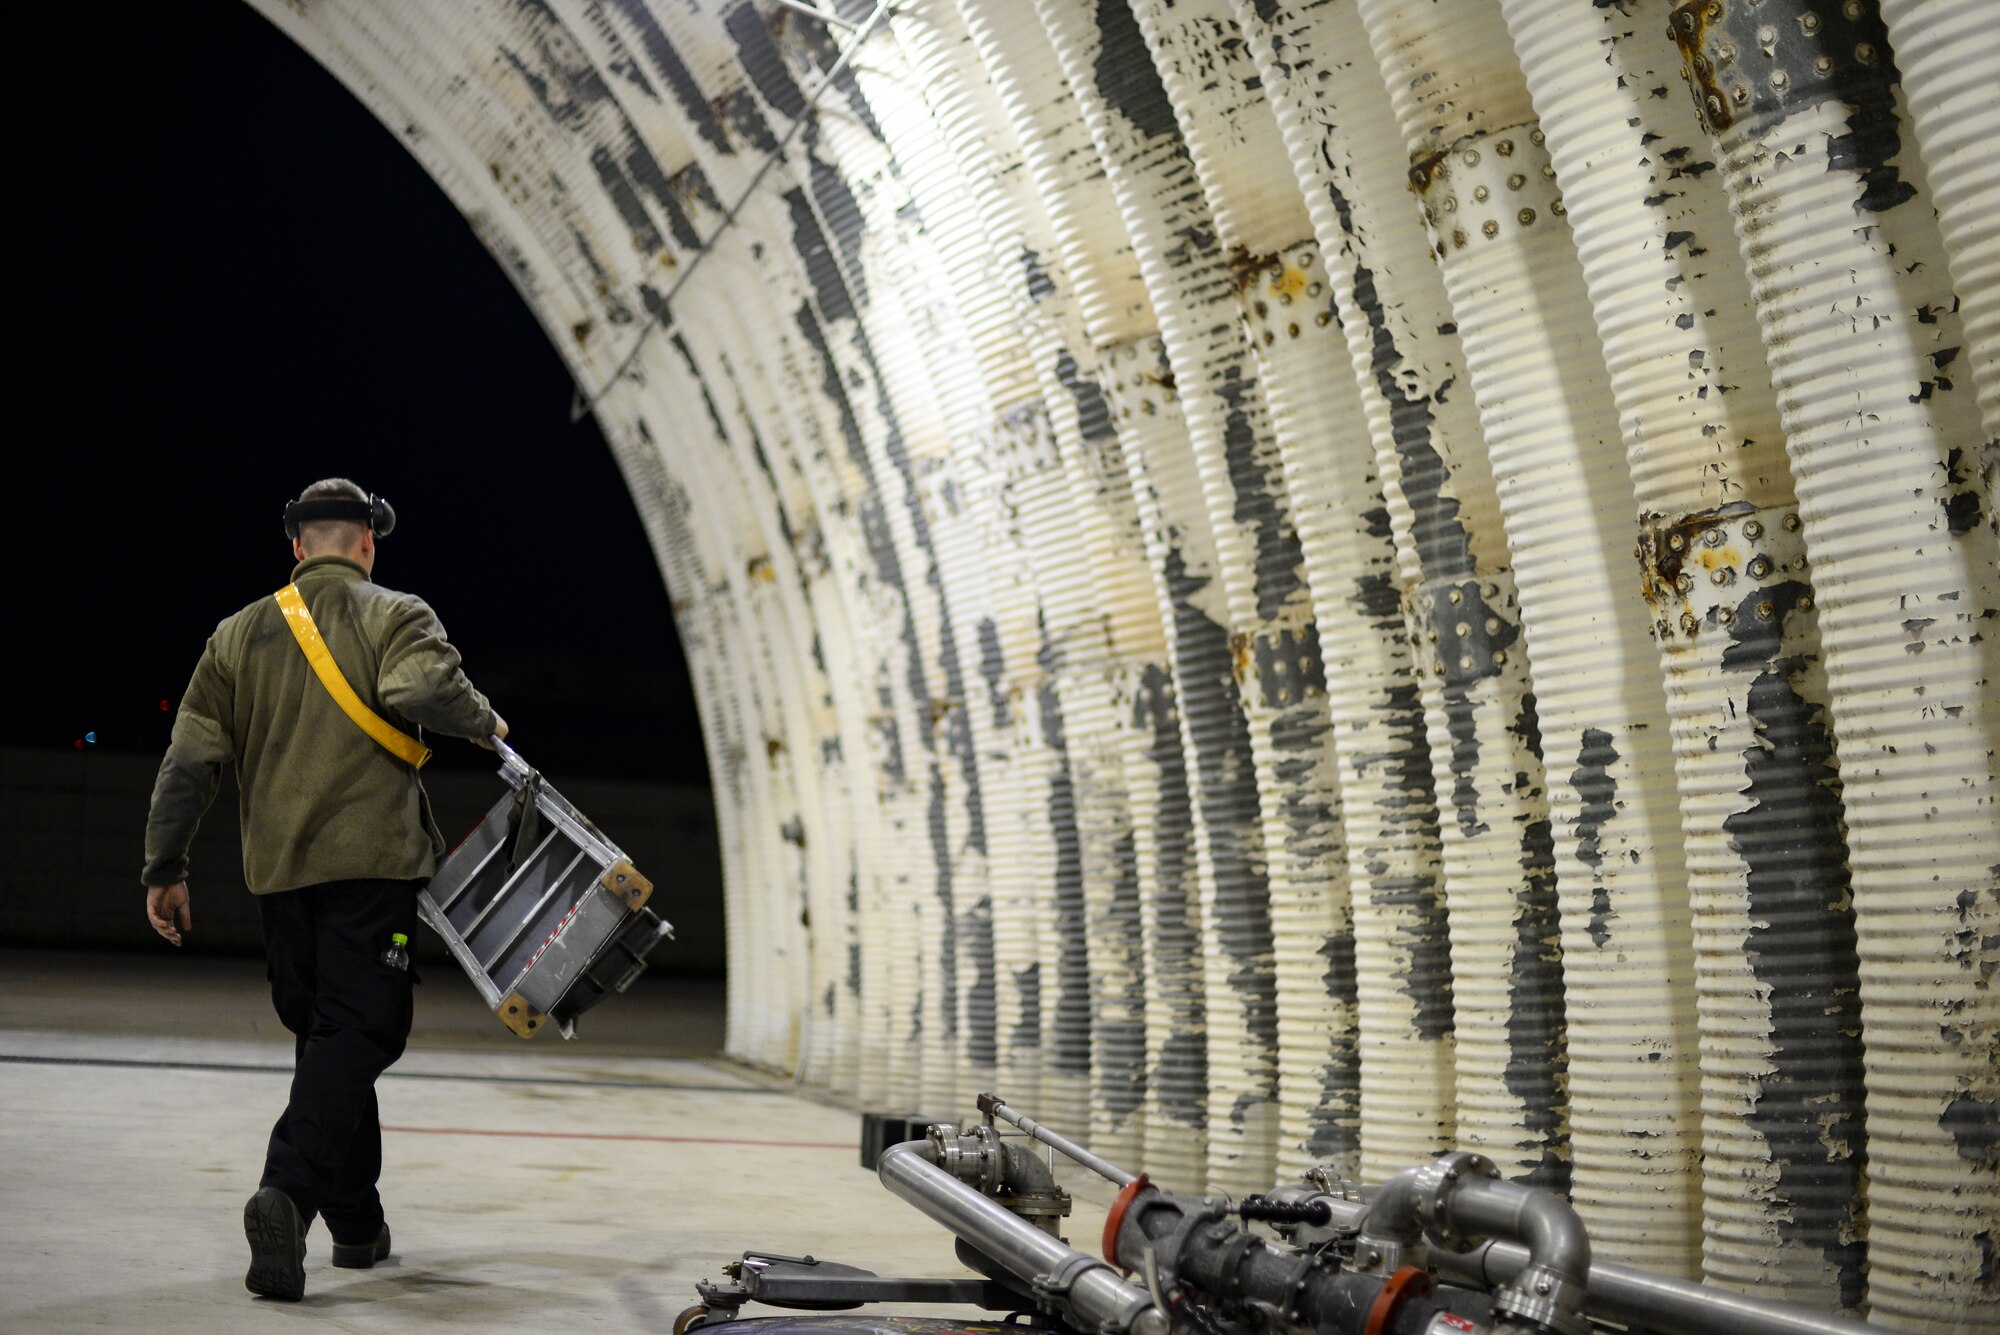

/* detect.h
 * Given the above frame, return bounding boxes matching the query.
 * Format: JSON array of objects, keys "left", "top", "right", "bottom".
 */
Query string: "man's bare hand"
[
  {"left": 146, "top": 882, "right": 192, "bottom": 947},
  {"left": 477, "top": 712, "right": 510, "bottom": 750}
]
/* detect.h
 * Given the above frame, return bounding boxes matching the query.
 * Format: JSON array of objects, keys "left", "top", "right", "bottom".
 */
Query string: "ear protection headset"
[{"left": 283, "top": 492, "right": 397, "bottom": 541}]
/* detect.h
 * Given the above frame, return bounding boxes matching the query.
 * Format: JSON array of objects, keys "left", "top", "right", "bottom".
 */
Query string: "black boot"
[
  {"left": 330, "top": 1223, "right": 391, "bottom": 1269},
  {"left": 243, "top": 1187, "right": 307, "bottom": 1301}
]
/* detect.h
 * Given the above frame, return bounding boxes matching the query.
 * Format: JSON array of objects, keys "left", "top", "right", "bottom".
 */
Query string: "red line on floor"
[{"left": 381, "top": 1123, "right": 857, "bottom": 1151}]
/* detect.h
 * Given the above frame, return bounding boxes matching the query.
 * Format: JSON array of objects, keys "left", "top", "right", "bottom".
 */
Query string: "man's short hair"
[{"left": 296, "top": 477, "right": 370, "bottom": 555}]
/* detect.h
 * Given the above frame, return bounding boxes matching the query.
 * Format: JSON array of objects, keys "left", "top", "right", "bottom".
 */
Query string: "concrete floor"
[{"left": 0, "top": 949, "right": 1111, "bottom": 1333}]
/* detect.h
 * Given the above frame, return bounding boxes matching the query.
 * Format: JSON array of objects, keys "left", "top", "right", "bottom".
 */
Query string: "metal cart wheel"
[{"left": 673, "top": 1305, "right": 712, "bottom": 1335}]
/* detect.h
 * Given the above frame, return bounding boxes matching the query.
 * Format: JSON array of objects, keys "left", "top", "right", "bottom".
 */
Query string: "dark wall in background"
[{"left": 3, "top": 747, "right": 724, "bottom": 975}]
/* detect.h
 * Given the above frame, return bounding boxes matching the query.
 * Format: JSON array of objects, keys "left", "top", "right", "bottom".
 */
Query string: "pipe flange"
[
  {"left": 1302, "top": 1167, "right": 1364, "bottom": 1202},
  {"left": 1492, "top": 1267, "right": 1591, "bottom": 1335},
  {"left": 1419, "top": 1151, "right": 1500, "bottom": 1253}
]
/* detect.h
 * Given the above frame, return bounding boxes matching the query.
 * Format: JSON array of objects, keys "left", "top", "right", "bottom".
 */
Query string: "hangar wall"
[{"left": 245, "top": 0, "right": 1996, "bottom": 1327}]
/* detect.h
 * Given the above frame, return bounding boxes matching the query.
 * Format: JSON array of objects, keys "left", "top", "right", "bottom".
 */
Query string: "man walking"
[{"left": 142, "top": 477, "right": 505, "bottom": 1301}]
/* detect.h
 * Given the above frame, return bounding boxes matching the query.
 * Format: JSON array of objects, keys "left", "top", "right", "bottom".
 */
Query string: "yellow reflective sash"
[{"left": 273, "top": 583, "right": 432, "bottom": 769}]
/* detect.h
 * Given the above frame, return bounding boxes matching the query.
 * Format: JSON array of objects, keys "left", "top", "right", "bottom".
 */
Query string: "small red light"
[
  {"left": 74, "top": 739, "right": 85, "bottom": 750},
  {"left": 159, "top": 700, "right": 170, "bottom": 711}
]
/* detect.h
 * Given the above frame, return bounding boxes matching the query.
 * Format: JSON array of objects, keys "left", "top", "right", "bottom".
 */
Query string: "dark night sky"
[{"left": 16, "top": 2, "right": 704, "bottom": 785}]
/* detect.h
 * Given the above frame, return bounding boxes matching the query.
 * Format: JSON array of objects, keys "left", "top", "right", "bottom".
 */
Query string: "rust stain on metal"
[
  {"left": 748, "top": 554, "right": 775, "bottom": 582},
  {"left": 1637, "top": 506, "right": 1740, "bottom": 612},
  {"left": 1409, "top": 148, "right": 1449, "bottom": 196},
  {"left": 1230, "top": 629, "right": 1252, "bottom": 683},
  {"left": 1668, "top": 0, "right": 1732, "bottom": 133},
  {"left": 1227, "top": 245, "right": 1282, "bottom": 294}
]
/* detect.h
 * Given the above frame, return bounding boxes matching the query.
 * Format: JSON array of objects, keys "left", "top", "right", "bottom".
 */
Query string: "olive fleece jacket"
[{"left": 143, "top": 555, "right": 497, "bottom": 894}]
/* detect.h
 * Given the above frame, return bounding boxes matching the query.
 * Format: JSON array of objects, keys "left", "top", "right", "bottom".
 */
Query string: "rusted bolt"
[
  {"left": 1706, "top": 93, "right": 1726, "bottom": 117},
  {"left": 1519, "top": 208, "right": 1537, "bottom": 225},
  {"left": 1287, "top": 322, "right": 1300, "bottom": 338},
  {"left": 1756, "top": 600, "right": 1776, "bottom": 621},
  {"left": 1712, "top": 568, "right": 1734, "bottom": 585},
  {"left": 1744, "top": 519, "right": 1763, "bottom": 539},
  {"left": 1798, "top": 594, "right": 1814, "bottom": 610},
  {"left": 1677, "top": 574, "right": 1694, "bottom": 593},
  {"left": 1316, "top": 313, "right": 1331, "bottom": 326},
  {"left": 1704, "top": 528, "right": 1724, "bottom": 546},
  {"left": 1718, "top": 606, "right": 1735, "bottom": 626},
  {"left": 1733, "top": 84, "right": 1750, "bottom": 104},
  {"left": 1669, "top": 532, "right": 1687, "bottom": 551},
  {"left": 1856, "top": 42, "right": 1876, "bottom": 64},
  {"left": 1680, "top": 612, "right": 1699, "bottom": 635},
  {"left": 1497, "top": 139, "right": 1515, "bottom": 156},
  {"left": 1483, "top": 220, "right": 1500, "bottom": 238},
  {"left": 1783, "top": 513, "right": 1802, "bottom": 531},
  {"left": 1264, "top": 331, "right": 1276, "bottom": 346},
  {"left": 1748, "top": 555, "right": 1773, "bottom": 578}
]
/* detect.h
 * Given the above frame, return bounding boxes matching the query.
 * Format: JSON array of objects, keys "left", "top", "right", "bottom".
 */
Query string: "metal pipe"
[
  {"left": 1271, "top": 1185, "right": 1873, "bottom": 1335},
  {"left": 980, "top": 1094, "right": 1138, "bottom": 1186},
  {"left": 877, "top": 1141, "right": 1165, "bottom": 1335}
]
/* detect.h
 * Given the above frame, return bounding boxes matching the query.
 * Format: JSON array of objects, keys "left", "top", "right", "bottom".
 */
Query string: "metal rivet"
[
  {"left": 1749, "top": 555, "right": 1772, "bottom": 578},
  {"left": 1496, "top": 139, "right": 1515, "bottom": 156},
  {"left": 1474, "top": 185, "right": 1491, "bottom": 202},
  {"left": 1856, "top": 42, "right": 1876, "bottom": 63},
  {"left": 1315, "top": 312, "right": 1331, "bottom": 326},
  {"left": 1486, "top": 617, "right": 1501, "bottom": 634},
  {"left": 1519, "top": 208, "right": 1537, "bottom": 225},
  {"left": 1551, "top": 199, "right": 1566, "bottom": 216},
  {"left": 1677, "top": 574, "right": 1694, "bottom": 593},
  {"left": 1449, "top": 588, "right": 1464, "bottom": 603},
  {"left": 1712, "top": 568, "right": 1733, "bottom": 585},
  {"left": 1307, "top": 282, "right": 1323, "bottom": 297},
  {"left": 1815, "top": 56, "right": 1833, "bottom": 73},
  {"left": 1843, "top": 0, "right": 1863, "bottom": 18},
  {"left": 1483, "top": 220, "right": 1500, "bottom": 237},
  {"left": 1756, "top": 600, "right": 1776, "bottom": 620},
  {"left": 1459, "top": 654, "right": 1474, "bottom": 671},
  {"left": 1463, "top": 149, "right": 1481, "bottom": 166},
  {"left": 1783, "top": 513, "right": 1802, "bottom": 531},
  {"left": 1508, "top": 173, "right": 1526, "bottom": 190},
  {"left": 1287, "top": 322, "right": 1300, "bottom": 338},
  {"left": 1493, "top": 651, "right": 1507, "bottom": 666},
  {"left": 1744, "top": 519, "right": 1763, "bottom": 539},
  {"left": 1680, "top": 612, "right": 1699, "bottom": 634},
  {"left": 1706, "top": 93, "right": 1726, "bottom": 117},
  {"left": 1530, "top": 128, "right": 1545, "bottom": 145},
  {"left": 1799, "top": 594, "right": 1814, "bottom": 610},
  {"left": 1542, "top": 163, "right": 1557, "bottom": 178},
  {"left": 1757, "top": 25, "right": 1776, "bottom": 43},
  {"left": 1770, "top": 69, "right": 1789, "bottom": 90},
  {"left": 1718, "top": 606, "right": 1735, "bottom": 625},
  {"left": 1801, "top": 12, "right": 1821, "bottom": 32},
  {"left": 1704, "top": 528, "right": 1724, "bottom": 546},
  {"left": 1455, "top": 622, "right": 1471, "bottom": 637}
]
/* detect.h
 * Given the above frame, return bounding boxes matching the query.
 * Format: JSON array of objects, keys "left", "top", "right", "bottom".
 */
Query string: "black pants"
[{"left": 258, "top": 878, "right": 420, "bottom": 1240}]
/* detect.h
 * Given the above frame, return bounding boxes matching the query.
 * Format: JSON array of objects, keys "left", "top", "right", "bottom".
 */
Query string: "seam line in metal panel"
[{"left": 569, "top": 1, "right": 896, "bottom": 422}]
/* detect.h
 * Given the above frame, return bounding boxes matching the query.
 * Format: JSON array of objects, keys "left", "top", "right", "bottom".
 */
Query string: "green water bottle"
[{"left": 380, "top": 932, "right": 411, "bottom": 972}]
